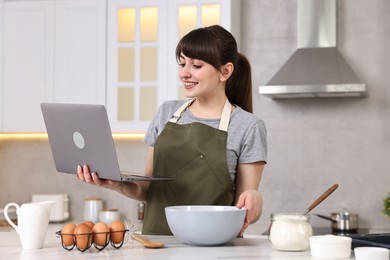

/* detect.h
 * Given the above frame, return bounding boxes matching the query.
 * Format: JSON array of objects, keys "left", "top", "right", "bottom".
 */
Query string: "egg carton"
[{"left": 55, "top": 229, "right": 130, "bottom": 252}]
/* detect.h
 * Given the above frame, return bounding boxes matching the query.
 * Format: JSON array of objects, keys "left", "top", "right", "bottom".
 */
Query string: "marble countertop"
[{"left": 0, "top": 224, "right": 362, "bottom": 260}]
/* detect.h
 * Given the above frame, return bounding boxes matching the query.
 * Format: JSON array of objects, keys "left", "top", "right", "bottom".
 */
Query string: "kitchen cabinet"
[
  {"left": 2, "top": 0, "right": 54, "bottom": 132},
  {"left": 53, "top": 0, "right": 106, "bottom": 104},
  {"left": 0, "top": 0, "right": 239, "bottom": 132},
  {"left": 1, "top": 0, "right": 105, "bottom": 132},
  {"left": 106, "top": 0, "right": 240, "bottom": 132},
  {"left": 0, "top": 1, "right": 3, "bottom": 131}
]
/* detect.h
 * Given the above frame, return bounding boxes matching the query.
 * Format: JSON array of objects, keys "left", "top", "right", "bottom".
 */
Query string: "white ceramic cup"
[
  {"left": 4, "top": 201, "right": 54, "bottom": 249},
  {"left": 83, "top": 198, "right": 103, "bottom": 223},
  {"left": 309, "top": 235, "right": 352, "bottom": 259},
  {"left": 354, "top": 247, "right": 390, "bottom": 260}
]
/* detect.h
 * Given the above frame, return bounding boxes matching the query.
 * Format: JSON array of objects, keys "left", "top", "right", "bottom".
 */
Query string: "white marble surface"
[{"left": 0, "top": 224, "right": 360, "bottom": 260}]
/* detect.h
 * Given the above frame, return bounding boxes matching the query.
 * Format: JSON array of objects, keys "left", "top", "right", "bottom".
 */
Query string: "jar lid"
[
  {"left": 271, "top": 213, "right": 310, "bottom": 221},
  {"left": 84, "top": 197, "right": 102, "bottom": 201},
  {"left": 101, "top": 208, "right": 118, "bottom": 212}
]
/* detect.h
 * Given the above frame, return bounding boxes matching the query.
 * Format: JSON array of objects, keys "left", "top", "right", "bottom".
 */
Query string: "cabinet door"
[
  {"left": 2, "top": 0, "right": 106, "bottom": 132},
  {"left": 0, "top": 0, "right": 4, "bottom": 131},
  {"left": 107, "top": 0, "right": 168, "bottom": 132},
  {"left": 54, "top": 0, "right": 106, "bottom": 104},
  {"left": 3, "top": 1, "right": 54, "bottom": 132}
]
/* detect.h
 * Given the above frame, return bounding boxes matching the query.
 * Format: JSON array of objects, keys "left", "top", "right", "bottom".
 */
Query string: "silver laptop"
[{"left": 41, "top": 103, "right": 175, "bottom": 182}]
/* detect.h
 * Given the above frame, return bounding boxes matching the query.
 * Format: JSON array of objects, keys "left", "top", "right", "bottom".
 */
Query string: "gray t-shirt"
[{"left": 144, "top": 100, "right": 267, "bottom": 182}]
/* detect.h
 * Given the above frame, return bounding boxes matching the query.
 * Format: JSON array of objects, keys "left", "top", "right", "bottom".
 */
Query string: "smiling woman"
[{"left": 77, "top": 25, "right": 267, "bottom": 237}]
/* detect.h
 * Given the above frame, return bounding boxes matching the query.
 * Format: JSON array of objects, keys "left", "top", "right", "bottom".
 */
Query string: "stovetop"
[
  {"left": 262, "top": 227, "right": 369, "bottom": 236},
  {"left": 311, "top": 227, "right": 369, "bottom": 236}
]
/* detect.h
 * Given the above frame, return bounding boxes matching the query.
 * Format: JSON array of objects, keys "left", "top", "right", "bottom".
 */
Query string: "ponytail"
[{"left": 226, "top": 53, "right": 253, "bottom": 113}]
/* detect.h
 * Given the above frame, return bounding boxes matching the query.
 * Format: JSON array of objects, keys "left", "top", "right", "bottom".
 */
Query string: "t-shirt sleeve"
[
  {"left": 144, "top": 103, "right": 165, "bottom": 146},
  {"left": 144, "top": 100, "right": 184, "bottom": 147},
  {"left": 239, "top": 119, "right": 267, "bottom": 164}
]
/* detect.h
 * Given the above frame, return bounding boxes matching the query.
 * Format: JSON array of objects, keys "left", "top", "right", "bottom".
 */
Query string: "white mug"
[
  {"left": 4, "top": 201, "right": 55, "bottom": 249},
  {"left": 83, "top": 197, "right": 103, "bottom": 223}
]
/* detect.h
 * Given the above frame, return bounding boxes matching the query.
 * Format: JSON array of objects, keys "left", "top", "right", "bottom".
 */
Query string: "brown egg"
[
  {"left": 109, "top": 220, "right": 126, "bottom": 244},
  {"left": 92, "top": 222, "right": 110, "bottom": 246},
  {"left": 61, "top": 223, "right": 76, "bottom": 247},
  {"left": 74, "top": 223, "right": 92, "bottom": 250},
  {"left": 83, "top": 221, "right": 95, "bottom": 230}
]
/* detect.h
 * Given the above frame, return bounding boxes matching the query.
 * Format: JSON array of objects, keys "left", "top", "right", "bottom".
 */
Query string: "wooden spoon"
[
  {"left": 302, "top": 183, "right": 339, "bottom": 215},
  {"left": 130, "top": 232, "right": 165, "bottom": 249}
]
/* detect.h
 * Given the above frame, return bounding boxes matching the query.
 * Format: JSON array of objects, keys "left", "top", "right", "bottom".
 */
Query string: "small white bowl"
[
  {"left": 165, "top": 205, "right": 246, "bottom": 246},
  {"left": 354, "top": 247, "right": 390, "bottom": 260},
  {"left": 309, "top": 235, "right": 352, "bottom": 259}
]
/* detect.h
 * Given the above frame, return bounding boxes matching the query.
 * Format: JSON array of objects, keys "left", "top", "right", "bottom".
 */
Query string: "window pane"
[
  {"left": 118, "top": 48, "right": 134, "bottom": 82},
  {"left": 140, "top": 47, "right": 157, "bottom": 81},
  {"left": 202, "top": 4, "right": 220, "bottom": 27},
  {"left": 118, "top": 87, "right": 134, "bottom": 121},
  {"left": 118, "top": 8, "right": 135, "bottom": 42},
  {"left": 140, "top": 87, "right": 157, "bottom": 121},
  {"left": 178, "top": 5, "right": 197, "bottom": 38},
  {"left": 140, "top": 7, "right": 158, "bottom": 42}
]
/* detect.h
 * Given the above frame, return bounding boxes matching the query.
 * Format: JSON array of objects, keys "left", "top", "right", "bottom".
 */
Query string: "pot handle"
[{"left": 314, "top": 213, "right": 337, "bottom": 223}]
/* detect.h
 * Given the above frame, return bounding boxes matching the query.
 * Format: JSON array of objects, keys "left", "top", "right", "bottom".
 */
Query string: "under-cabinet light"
[{"left": 0, "top": 133, "right": 145, "bottom": 141}]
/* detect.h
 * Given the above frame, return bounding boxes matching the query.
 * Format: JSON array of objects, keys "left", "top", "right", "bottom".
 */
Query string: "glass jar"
[
  {"left": 269, "top": 213, "right": 313, "bottom": 251},
  {"left": 137, "top": 202, "right": 145, "bottom": 221},
  {"left": 83, "top": 197, "right": 103, "bottom": 223},
  {"left": 99, "top": 208, "right": 121, "bottom": 225}
]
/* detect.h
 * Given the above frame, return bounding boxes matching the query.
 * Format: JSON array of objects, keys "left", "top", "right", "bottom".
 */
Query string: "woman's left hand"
[{"left": 235, "top": 190, "right": 263, "bottom": 237}]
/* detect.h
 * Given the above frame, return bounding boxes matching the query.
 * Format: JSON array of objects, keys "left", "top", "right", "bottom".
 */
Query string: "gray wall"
[
  {"left": 1, "top": 0, "right": 389, "bottom": 231},
  {"left": 245, "top": 0, "right": 389, "bottom": 229}
]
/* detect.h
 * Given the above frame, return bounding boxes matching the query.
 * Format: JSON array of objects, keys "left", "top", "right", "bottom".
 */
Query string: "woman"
[{"left": 77, "top": 25, "right": 267, "bottom": 236}]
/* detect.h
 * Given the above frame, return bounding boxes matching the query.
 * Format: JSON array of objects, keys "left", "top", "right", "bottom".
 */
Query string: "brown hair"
[{"left": 175, "top": 25, "right": 253, "bottom": 113}]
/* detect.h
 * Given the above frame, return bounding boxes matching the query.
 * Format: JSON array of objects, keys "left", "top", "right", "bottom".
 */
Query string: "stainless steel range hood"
[{"left": 259, "top": 0, "right": 367, "bottom": 99}]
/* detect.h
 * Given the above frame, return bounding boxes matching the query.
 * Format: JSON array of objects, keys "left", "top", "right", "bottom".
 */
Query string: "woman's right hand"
[
  {"left": 76, "top": 165, "right": 123, "bottom": 192},
  {"left": 76, "top": 147, "right": 154, "bottom": 201}
]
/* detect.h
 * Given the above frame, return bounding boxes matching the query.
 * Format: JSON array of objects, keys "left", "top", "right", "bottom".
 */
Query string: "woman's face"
[{"left": 178, "top": 53, "right": 224, "bottom": 99}]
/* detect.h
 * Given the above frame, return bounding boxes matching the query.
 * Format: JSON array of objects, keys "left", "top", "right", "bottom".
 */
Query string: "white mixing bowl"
[{"left": 165, "top": 205, "right": 246, "bottom": 246}]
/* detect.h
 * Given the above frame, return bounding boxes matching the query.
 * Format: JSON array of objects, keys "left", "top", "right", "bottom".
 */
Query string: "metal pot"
[{"left": 315, "top": 209, "right": 359, "bottom": 231}]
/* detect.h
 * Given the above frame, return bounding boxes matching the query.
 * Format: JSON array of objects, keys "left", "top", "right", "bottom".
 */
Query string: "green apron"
[{"left": 142, "top": 98, "right": 235, "bottom": 235}]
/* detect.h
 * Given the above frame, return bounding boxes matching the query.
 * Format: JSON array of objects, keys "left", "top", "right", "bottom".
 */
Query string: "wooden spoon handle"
[
  {"left": 305, "top": 184, "right": 339, "bottom": 214},
  {"left": 131, "top": 232, "right": 149, "bottom": 243},
  {"left": 130, "top": 232, "right": 165, "bottom": 248}
]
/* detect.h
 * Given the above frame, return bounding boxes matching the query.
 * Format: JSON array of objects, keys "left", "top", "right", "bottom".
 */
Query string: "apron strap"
[
  {"left": 169, "top": 98, "right": 232, "bottom": 132},
  {"left": 219, "top": 99, "right": 232, "bottom": 132},
  {"left": 169, "top": 98, "right": 196, "bottom": 123}
]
